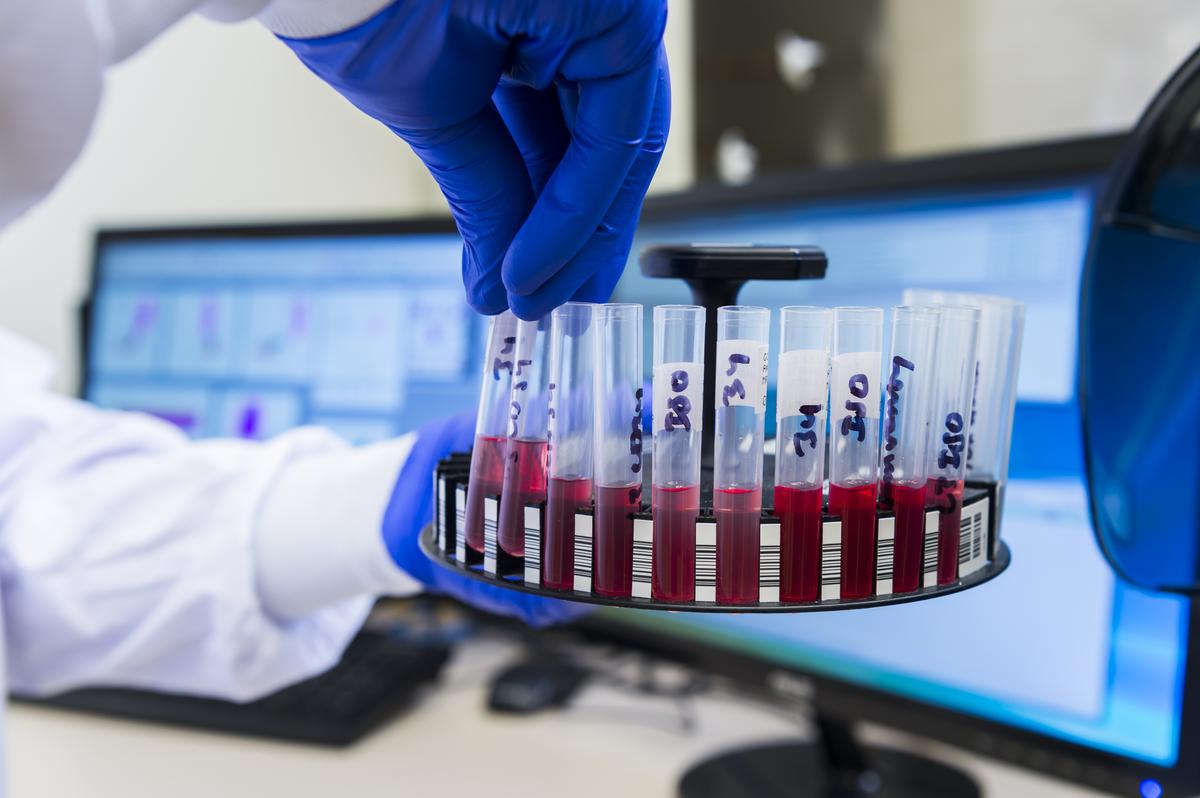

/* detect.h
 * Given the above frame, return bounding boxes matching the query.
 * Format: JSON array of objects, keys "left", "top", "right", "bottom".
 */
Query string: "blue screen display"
[
  {"left": 610, "top": 182, "right": 1190, "bottom": 766},
  {"left": 87, "top": 232, "right": 483, "bottom": 442},
  {"left": 86, "top": 182, "right": 1191, "bottom": 767}
]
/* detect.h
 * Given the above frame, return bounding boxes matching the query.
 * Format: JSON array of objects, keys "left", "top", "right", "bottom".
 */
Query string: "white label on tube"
[
  {"left": 483, "top": 497, "right": 499, "bottom": 575},
  {"left": 484, "top": 318, "right": 518, "bottom": 381},
  {"left": 654, "top": 361, "right": 704, "bottom": 433},
  {"left": 573, "top": 513, "right": 593, "bottom": 592},
  {"left": 455, "top": 484, "right": 467, "bottom": 562},
  {"left": 715, "top": 339, "right": 768, "bottom": 410},
  {"left": 959, "top": 494, "right": 989, "bottom": 577},
  {"left": 922, "top": 509, "right": 939, "bottom": 588},
  {"left": 831, "top": 351, "right": 881, "bottom": 444},
  {"left": 777, "top": 349, "right": 828, "bottom": 419}
]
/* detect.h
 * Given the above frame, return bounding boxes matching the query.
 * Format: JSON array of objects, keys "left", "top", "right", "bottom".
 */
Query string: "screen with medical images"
[{"left": 86, "top": 231, "right": 483, "bottom": 443}]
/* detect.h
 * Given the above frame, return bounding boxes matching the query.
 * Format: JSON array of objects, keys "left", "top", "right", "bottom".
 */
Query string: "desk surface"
[{"left": 8, "top": 636, "right": 1110, "bottom": 798}]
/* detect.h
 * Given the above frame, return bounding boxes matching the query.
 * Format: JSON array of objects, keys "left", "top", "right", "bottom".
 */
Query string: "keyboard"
[{"left": 18, "top": 631, "right": 451, "bottom": 747}]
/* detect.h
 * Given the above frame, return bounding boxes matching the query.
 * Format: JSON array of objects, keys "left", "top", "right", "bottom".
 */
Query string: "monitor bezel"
[{"left": 592, "top": 132, "right": 1200, "bottom": 795}]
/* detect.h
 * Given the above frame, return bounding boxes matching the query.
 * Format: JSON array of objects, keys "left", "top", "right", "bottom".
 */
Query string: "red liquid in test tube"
[
  {"left": 543, "top": 475, "right": 591, "bottom": 590},
  {"left": 465, "top": 433, "right": 507, "bottom": 553},
  {"left": 715, "top": 487, "right": 762, "bottom": 605},
  {"left": 774, "top": 483, "right": 823, "bottom": 602},
  {"left": 652, "top": 484, "right": 699, "bottom": 601},
  {"left": 497, "top": 437, "right": 548, "bottom": 557},
  {"left": 930, "top": 477, "right": 965, "bottom": 585},
  {"left": 886, "top": 481, "right": 928, "bottom": 593},
  {"left": 594, "top": 483, "right": 640, "bottom": 597},
  {"left": 829, "top": 480, "right": 877, "bottom": 599}
]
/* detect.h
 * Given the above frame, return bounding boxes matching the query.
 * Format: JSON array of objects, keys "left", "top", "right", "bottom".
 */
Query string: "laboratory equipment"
[
  {"left": 773, "top": 306, "right": 831, "bottom": 602},
  {"left": 592, "top": 303, "right": 645, "bottom": 598},
  {"left": 927, "top": 306, "right": 980, "bottom": 585},
  {"left": 467, "top": 310, "right": 520, "bottom": 555},
  {"left": 903, "top": 289, "right": 1026, "bottom": 534},
  {"left": 543, "top": 303, "right": 597, "bottom": 591},
  {"left": 828, "top": 307, "right": 883, "bottom": 599},
  {"left": 713, "top": 306, "right": 771, "bottom": 605},
  {"left": 879, "top": 306, "right": 939, "bottom": 594},
  {"left": 651, "top": 305, "right": 706, "bottom": 601},
  {"left": 427, "top": 247, "right": 1007, "bottom": 615},
  {"left": 497, "top": 316, "right": 552, "bottom": 557}
]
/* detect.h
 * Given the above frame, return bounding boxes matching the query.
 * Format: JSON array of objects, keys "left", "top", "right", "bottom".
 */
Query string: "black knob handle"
[{"left": 638, "top": 244, "right": 828, "bottom": 468}]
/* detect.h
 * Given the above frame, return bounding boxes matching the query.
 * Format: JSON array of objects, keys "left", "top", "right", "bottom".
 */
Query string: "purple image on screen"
[{"left": 238, "top": 402, "right": 261, "bottom": 439}]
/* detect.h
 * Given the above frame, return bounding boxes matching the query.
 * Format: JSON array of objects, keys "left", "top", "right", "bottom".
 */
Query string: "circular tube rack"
[{"left": 423, "top": 453, "right": 1009, "bottom": 613}]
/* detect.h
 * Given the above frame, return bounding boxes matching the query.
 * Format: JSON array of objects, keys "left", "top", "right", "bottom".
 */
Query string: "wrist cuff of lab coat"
[
  {"left": 255, "top": 433, "right": 422, "bottom": 620},
  {"left": 256, "top": 0, "right": 394, "bottom": 39}
]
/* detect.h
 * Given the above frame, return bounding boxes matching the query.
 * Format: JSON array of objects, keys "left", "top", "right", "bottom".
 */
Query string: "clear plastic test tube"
[
  {"left": 497, "top": 316, "right": 552, "bottom": 557},
  {"left": 773, "top": 307, "right": 831, "bottom": 603},
  {"left": 543, "top": 303, "right": 596, "bottom": 590},
  {"left": 464, "top": 310, "right": 519, "bottom": 553},
  {"left": 902, "top": 290, "right": 1025, "bottom": 499},
  {"left": 713, "top": 306, "right": 770, "bottom": 605},
  {"left": 592, "top": 303, "right": 644, "bottom": 598},
  {"left": 927, "top": 305, "right": 980, "bottom": 585},
  {"left": 878, "top": 306, "right": 938, "bottom": 593},
  {"left": 828, "top": 307, "right": 884, "bottom": 599},
  {"left": 651, "top": 305, "right": 705, "bottom": 602}
]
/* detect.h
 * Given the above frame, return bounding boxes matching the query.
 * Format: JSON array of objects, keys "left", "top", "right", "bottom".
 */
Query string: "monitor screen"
[
  {"left": 608, "top": 179, "right": 1191, "bottom": 768},
  {"left": 86, "top": 228, "right": 482, "bottom": 443},
  {"left": 84, "top": 176, "right": 1191, "bottom": 770}
]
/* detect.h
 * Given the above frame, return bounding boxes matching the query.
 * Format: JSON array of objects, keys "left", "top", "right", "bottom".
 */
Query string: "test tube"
[
  {"left": 878, "top": 306, "right": 938, "bottom": 593},
  {"left": 713, "top": 306, "right": 770, "bottom": 605},
  {"left": 773, "top": 307, "right": 831, "bottom": 603},
  {"left": 927, "top": 305, "right": 980, "bottom": 585},
  {"left": 828, "top": 307, "right": 884, "bottom": 600},
  {"left": 592, "top": 303, "right": 644, "bottom": 598},
  {"left": 464, "top": 311, "right": 519, "bottom": 553},
  {"left": 497, "top": 316, "right": 552, "bottom": 557},
  {"left": 543, "top": 303, "right": 597, "bottom": 590},
  {"left": 651, "top": 305, "right": 706, "bottom": 602}
]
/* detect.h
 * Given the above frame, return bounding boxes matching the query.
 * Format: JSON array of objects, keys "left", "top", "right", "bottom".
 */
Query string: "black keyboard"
[{"left": 17, "top": 631, "right": 451, "bottom": 747}]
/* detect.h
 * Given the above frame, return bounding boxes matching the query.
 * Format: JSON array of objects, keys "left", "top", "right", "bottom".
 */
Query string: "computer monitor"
[
  {"left": 83, "top": 219, "right": 479, "bottom": 443},
  {"left": 586, "top": 134, "right": 1199, "bottom": 796},
  {"left": 80, "top": 136, "right": 1198, "bottom": 795}
]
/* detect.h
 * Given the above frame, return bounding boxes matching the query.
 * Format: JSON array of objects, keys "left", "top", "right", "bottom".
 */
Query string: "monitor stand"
[{"left": 678, "top": 714, "right": 980, "bottom": 798}]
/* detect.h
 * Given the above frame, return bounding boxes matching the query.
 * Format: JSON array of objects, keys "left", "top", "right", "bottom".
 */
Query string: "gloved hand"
[
  {"left": 278, "top": 0, "right": 670, "bottom": 320},
  {"left": 384, "top": 412, "right": 589, "bottom": 627}
]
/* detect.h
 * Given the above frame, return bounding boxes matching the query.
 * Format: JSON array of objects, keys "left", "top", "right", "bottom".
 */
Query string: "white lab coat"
[{"left": 0, "top": 0, "right": 424, "bottom": 789}]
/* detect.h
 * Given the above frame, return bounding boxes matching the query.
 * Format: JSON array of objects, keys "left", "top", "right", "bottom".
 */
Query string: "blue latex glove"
[
  {"left": 279, "top": 0, "right": 670, "bottom": 320},
  {"left": 384, "top": 413, "right": 589, "bottom": 627}
]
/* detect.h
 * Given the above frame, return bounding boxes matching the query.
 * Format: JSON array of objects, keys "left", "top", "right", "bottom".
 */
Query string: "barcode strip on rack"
[
  {"left": 922, "top": 509, "right": 940, "bottom": 588},
  {"left": 696, "top": 521, "right": 717, "bottom": 602},
  {"left": 632, "top": 518, "right": 653, "bottom": 599},
  {"left": 524, "top": 506, "right": 542, "bottom": 586},
  {"left": 573, "top": 514, "right": 593, "bottom": 592},
  {"left": 455, "top": 485, "right": 467, "bottom": 561},
  {"left": 759, "top": 521, "right": 781, "bottom": 602},
  {"left": 483, "top": 497, "right": 499, "bottom": 575},
  {"left": 821, "top": 520, "right": 841, "bottom": 601},
  {"left": 875, "top": 515, "right": 895, "bottom": 596},
  {"left": 959, "top": 496, "right": 990, "bottom": 578},
  {"left": 957, "top": 513, "right": 972, "bottom": 566}
]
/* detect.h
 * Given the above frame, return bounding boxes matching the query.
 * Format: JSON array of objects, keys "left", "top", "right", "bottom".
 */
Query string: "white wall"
[
  {"left": 0, "top": 3, "right": 695, "bottom": 393},
  {"left": 886, "top": 0, "right": 1200, "bottom": 156}
]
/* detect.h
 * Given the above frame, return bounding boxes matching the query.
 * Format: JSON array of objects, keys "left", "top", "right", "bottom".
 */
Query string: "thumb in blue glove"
[
  {"left": 383, "top": 413, "right": 590, "bottom": 628},
  {"left": 278, "top": 0, "right": 670, "bottom": 320}
]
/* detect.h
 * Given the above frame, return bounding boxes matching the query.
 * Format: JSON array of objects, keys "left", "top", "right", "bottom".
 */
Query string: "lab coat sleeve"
[{"left": 0, "top": 335, "right": 421, "bottom": 701}]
